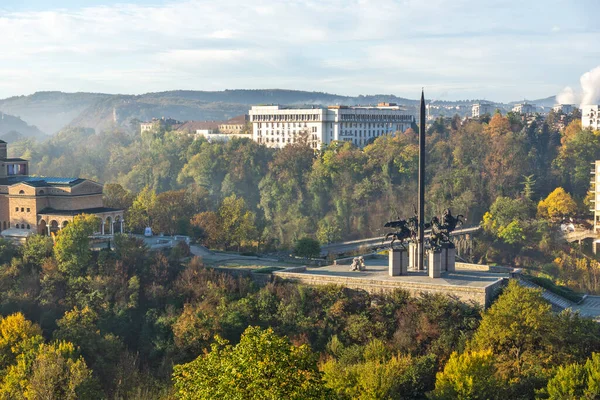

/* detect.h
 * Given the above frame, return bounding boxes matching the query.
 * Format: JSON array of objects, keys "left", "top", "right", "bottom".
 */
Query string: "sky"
[{"left": 0, "top": 0, "right": 599, "bottom": 102}]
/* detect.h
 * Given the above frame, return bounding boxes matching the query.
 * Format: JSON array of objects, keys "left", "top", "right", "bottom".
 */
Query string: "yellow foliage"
[{"left": 537, "top": 187, "right": 577, "bottom": 220}]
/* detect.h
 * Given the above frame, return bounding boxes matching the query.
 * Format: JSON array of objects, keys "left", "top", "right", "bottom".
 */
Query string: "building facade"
[
  {"left": 0, "top": 141, "right": 123, "bottom": 240},
  {"left": 472, "top": 102, "right": 495, "bottom": 117},
  {"left": 582, "top": 105, "right": 600, "bottom": 130},
  {"left": 553, "top": 104, "right": 576, "bottom": 114},
  {"left": 249, "top": 104, "right": 414, "bottom": 149},
  {"left": 219, "top": 115, "right": 248, "bottom": 134},
  {"left": 140, "top": 117, "right": 181, "bottom": 133},
  {"left": 512, "top": 102, "right": 537, "bottom": 115}
]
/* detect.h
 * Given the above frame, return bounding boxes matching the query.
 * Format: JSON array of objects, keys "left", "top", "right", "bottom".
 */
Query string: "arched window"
[
  {"left": 18, "top": 190, "right": 24, "bottom": 194},
  {"left": 39, "top": 190, "right": 44, "bottom": 194},
  {"left": 26, "top": 224, "right": 30, "bottom": 229}
]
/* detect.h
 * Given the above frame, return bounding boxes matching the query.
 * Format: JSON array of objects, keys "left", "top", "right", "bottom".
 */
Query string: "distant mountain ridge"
[
  {"left": 0, "top": 89, "right": 552, "bottom": 135},
  {"left": 0, "top": 112, "right": 47, "bottom": 142}
]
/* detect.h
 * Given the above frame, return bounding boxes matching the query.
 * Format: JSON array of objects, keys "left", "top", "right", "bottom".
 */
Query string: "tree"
[
  {"left": 23, "top": 341, "right": 95, "bottom": 400},
  {"left": 53, "top": 214, "right": 96, "bottom": 278},
  {"left": 190, "top": 211, "right": 222, "bottom": 248},
  {"left": 0, "top": 313, "right": 43, "bottom": 371},
  {"left": 537, "top": 187, "right": 577, "bottom": 220},
  {"left": 294, "top": 237, "right": 321, "bottom": 258},
  {"left": 22, "top": 235, "right": 54, "bottom": 267},
  {"left": 153, "top": 190, "right": 191, "bottom": 235},
  {"left": 172, "top": 326, "right": 331, "bottom": 399},
  {"left": 102, "top": 183, "right": 135, "bottom": 210},
  {"left": 469, "top": 281, "right": 556, "bottom": 395},
  {"left": 218, "top": 194, "right": 257, "bottom": 250},
  {"left": 431, "top": 350, "right": 502, "bottom": 400},
  {"left": 481, "top": 196, "right": 530, "bottom": 239},
  {"left": 545, "top": 353, "right": 600, "bottom": 399},
  {"left": 126, "top": 186, "right": 157, "bottom": 233}
]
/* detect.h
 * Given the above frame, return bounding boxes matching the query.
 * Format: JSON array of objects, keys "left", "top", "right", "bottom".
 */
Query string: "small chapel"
[{"left": 0, "top": 141, "right": 123, "bottom": 241}]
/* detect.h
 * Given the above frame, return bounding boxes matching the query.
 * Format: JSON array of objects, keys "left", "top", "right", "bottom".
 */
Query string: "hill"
[
  {"left": 0, "top": 89, "right": 551, "bottom": 135},
  {"left": 0, "top": 112, "right": 47, "bottom": 141}
]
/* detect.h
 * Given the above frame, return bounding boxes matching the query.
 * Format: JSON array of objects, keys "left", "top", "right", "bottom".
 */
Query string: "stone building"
[{"left": 0, "top": 141, "right": 123, "bottom": 241}]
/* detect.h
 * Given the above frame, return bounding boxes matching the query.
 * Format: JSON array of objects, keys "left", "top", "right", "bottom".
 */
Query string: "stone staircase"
[{"left": 516, "top": 278, "right": 574, "bottom": 310}]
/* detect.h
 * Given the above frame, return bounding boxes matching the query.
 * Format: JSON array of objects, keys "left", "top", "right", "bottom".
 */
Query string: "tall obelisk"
[{"left": 418, "top": 90, "right": 426, "bottom": 270}]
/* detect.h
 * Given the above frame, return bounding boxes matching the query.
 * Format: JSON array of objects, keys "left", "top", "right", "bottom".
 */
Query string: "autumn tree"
[
  {"left": 537, "top": 187, "right": 577, "bottom": 220},
  {"left": 172, "top": 326, "right": 331, "bottom": 399}
]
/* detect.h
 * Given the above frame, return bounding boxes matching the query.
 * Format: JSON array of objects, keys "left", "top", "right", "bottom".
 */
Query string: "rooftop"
[
  {"left": 0, "top": 176, "right": 86, "bottom": 187},
  {"left": 38, "top": 207, "right": 123, "bottom": 216}
]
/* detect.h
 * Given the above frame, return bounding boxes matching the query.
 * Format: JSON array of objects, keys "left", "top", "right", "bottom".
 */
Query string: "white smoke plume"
[
  {"left": 557, "top": 66, "right": 600, "bottom": 106},
  {"left": 580, "top": 66, "right": 600, "bottom": 106},
  {"left": 556, "top": 86, "right": 579, "bottom": 105}
]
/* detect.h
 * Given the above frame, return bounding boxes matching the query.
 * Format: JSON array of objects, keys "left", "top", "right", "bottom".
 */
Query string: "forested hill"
[
  {"left": 0, "top": 112, "right": 47, "bottom": 142},
  {"left": 0, "top": 89, "right": 515, "bottom": 135}
]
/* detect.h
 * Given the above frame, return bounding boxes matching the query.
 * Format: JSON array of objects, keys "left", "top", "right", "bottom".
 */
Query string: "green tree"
[
  {"left": 22, "top": 235, "right": 54, "bottom": 267},
  {"left": 102, "top": 183, "right": 135, "bottom": 210},
  {"left": 218, "top": 194, "right": 257, "bottom": 250},
  {"left": 431, "top": 350, "right": 502, "bottom": 400},
  {"left": 173, "top": 326, "right": 331, "bottom": 399},
  {"left": 126, "top": 186, "right": 157, "bottom": 233},
  {"left": 53, "top": 214, "right": 97, "bottom": 278},
  {"left": 469, "top": 281, "right": 557, "bottom": 395},
  {"left": 294, "top": 237, "right": 321, "bottom": 258}
]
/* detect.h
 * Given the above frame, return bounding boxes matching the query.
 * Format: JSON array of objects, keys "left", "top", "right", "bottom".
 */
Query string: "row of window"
[
  {"left": 257, "top": 122, "right": 309, "bottom": 128},
  {"left": 15, "top": 207, "right": 31, "bottom": 212},
  {"left": 340, "top": 114, "right": 411, "bottom": 121},
  {"left": 1, "top": 221, "right": 30, "bottom": 230},
  {"left": 340, "top": 122, "right": 397, "bottom": 128},
  {"left": 252, "top": 114, "right": 321, "bottom": 122}
]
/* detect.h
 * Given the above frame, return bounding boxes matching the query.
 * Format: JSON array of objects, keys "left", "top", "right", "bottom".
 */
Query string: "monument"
[{"left": 384, "top": 91, "right": 464, "bottom": 278}]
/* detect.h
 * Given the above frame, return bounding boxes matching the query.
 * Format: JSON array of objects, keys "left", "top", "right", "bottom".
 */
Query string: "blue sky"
[{"left": 0, "top": 0, "right": 599, "bottom": 102}]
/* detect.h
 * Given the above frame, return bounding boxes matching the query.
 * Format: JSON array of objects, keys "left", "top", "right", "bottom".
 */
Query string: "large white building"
[
  {"left": 249, "top": 104, "right": 414, "bottom": 149},
  {"left": 582, "top": 105, "right": 600, "bottom": 130},
  {"left": 472, "top": 102, "right": 495, "bottom": 117}
]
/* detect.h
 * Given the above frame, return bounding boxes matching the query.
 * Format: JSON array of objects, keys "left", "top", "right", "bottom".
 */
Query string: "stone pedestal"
[
  {"left": 441, "top": 245, "right": 456, "bottom": 272},
  {"left": 428, "top": 250, "right": 442, "bottom": 278},
  {"left": 389, "top": 249, "right": 408, "bottom": 276},
  {"left": 408, "top": 242, "right": 418, "bottom": 270}
]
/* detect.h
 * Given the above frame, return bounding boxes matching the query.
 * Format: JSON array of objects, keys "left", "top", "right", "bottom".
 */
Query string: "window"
[
  {"left": 26, "top": 225, "right": 30, "bottom": 230},
  {"left": 26, "top": 208, "right": 30, "bottom": 212},
  {"left": 18, "top": 190, "right": 24, "bottom": 194},
  {"left": 15, "top": 207, "right": 18, "bottom": 212},
  {"left": 20, "top": 208, "right": 24, "bottom": 212},
  {"left": 39, "top": 190, "right": 44, "bottom": 194}
]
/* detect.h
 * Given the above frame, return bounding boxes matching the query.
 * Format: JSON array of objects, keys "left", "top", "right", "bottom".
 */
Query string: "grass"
[{"left": 525, "top": 275, "right": 584, "bottom": 303}]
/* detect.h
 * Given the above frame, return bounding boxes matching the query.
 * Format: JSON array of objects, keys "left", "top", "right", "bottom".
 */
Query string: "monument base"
[
  {"left": 389, "top": 249, "right": 408, "bottom": 276},
  {"left": 441, "top": 244, "right": 456, "bottom": 272},
  {"left": 408, "top": 242, "right": 418, "bottom": 270},
  {"left": 428, "top": 249, "right": 442, "bottom": 278}
]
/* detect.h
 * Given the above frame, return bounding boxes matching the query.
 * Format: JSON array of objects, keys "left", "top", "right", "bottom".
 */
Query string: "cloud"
[{"left": 0, "top": 0, "right": 597, "bottom": 101}]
